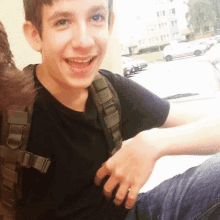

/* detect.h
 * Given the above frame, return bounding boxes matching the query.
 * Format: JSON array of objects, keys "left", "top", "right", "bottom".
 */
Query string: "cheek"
[
  {"left": 43, "top": 30, "right": 72, "bottom": 55},
  {"left": 95, "top": 30, "right": 110, "bottom": 54}
]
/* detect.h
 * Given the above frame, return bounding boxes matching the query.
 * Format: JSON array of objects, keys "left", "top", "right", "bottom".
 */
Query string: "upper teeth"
[{"left": 67, "top": 58, "right": 93, "bottom": 63}]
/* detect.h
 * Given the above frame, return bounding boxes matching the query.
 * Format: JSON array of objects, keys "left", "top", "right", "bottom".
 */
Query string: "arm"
[
  {"left": 95, "top": 73, "right": 220, "bottom": 209},
  {"left": 0, "top": 21, "right": 35, "bottom": 110},
  {"left": 161, "top": 102, "right": 214, "bottom": 128},
  {"left": 95, "top": 102, "right": 220, "bottom": 209}
]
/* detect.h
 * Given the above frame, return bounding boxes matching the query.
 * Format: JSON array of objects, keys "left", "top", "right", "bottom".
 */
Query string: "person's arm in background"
[{"left": 0, "top": 21, "right": 35, "bottom": 110}]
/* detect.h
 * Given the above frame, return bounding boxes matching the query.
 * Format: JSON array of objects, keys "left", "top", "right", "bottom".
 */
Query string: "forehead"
[
  {"left": 45, "top": 0, "right": 109, "bottom": 12},
  {"left": 42, "top": 0, "right": 109, "bottom": 20}
]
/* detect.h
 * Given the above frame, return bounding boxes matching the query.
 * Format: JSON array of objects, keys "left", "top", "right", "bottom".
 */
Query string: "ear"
[
  {"left": 108, "top": 12, "right": 115, "bottom": 35},
  {"left": 23, "top": 21, "right": 42, "bottom": 52}
]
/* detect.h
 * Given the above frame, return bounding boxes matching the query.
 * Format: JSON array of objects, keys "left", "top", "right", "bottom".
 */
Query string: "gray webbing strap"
[
  {"left": 0, "top": 146, "right": 51, "bottom": 174},
  {"left": 90, "top": 73, "right": 122, "bottom": 155},
  {"left": 7, "top": 110, "right": 28, "bottom": 150},
  {"left": 0, "top": 107, "right": 51, "bottom": 210}
]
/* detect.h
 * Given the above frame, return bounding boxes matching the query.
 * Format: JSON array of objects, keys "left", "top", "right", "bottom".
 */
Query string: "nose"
[{"left": 71, "top": 21, "right": 94, "bottom": 51}]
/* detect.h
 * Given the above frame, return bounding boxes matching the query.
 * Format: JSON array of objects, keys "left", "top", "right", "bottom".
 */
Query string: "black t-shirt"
[{"left": 17, "top": 66, "right": 170, "bottom": 220}]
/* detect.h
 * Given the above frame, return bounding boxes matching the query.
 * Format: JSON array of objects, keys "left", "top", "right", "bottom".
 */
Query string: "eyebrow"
[
  {"left": 48, "top": 11, "right": 74, "bottom": 21},
  {"left": 48, "top": 5, "right": 108, "bottom": 21}
]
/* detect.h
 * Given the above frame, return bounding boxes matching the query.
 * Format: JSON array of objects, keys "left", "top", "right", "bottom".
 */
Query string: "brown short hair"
[
  {"left": 23, "top": 0, "right": 113, "bottom": 35},
  {"left": 0, "top": 21, "right": 35, "bottom": 109},
  {"left": 23, "top": 0, "right": 53, "bottom": 35}
]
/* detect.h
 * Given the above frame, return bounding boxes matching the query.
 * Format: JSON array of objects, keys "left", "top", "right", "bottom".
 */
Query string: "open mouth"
[{"left": 65, "top": 57, "right": 95, "bottom": 68}]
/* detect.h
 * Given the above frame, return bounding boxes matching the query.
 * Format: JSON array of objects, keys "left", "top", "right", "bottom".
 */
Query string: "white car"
[
  {"left": 163, "top": 43, "right": 207, "bottom": 62},
  {"left": 200, "top": 37, "right": 218, "bottom": 47},
  {"left": 190, "top": 40, "right": 211, "bottom": 51},
  {"left": 131, "top": 60, "right": 220, "bottom": 103}
]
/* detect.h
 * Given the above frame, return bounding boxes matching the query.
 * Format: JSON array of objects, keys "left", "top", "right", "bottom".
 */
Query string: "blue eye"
[{"left": 91, "top": 14, "right": 105, "bottom": 22}]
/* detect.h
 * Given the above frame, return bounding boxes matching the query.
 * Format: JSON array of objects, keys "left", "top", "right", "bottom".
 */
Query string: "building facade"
[{"left": 120, "top": 0, "right": 191, "bottom": 55}]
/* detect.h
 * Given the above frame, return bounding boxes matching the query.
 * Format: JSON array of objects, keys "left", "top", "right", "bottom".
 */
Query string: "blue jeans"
[{"left": 126, "top": 153, "right": 220, "bottom": 220}]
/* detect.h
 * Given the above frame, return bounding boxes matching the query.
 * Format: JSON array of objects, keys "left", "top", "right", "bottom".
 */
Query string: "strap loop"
[
  {"left": 6, "top": 124, "right": 24, "bottom": 149},
  {"left": 19, "top": 151, "right": 34, "bottom": 169},
  {"left": 1, "top": 185, "right": 16, "bottom": 207},
  {"left": 1, "top": 166, "right": 18, "bottom": 183}
]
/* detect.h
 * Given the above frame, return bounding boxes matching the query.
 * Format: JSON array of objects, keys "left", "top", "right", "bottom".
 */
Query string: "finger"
[
  {"left": 94, "top": 164, "right": 109, "bottom": 186},
  {"left": 103, "top": 176, "right": 118, "bottom": 199},
  {"left": 125, "top": 186, "right": 140, "bottom": 209},
  {"left": 113, "top": 183, "right": 130, "bottom": 206}
]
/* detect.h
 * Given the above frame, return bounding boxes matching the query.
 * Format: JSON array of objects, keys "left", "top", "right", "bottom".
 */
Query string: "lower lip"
[{"left": 65, "top": 58, "right": 95, "bottom": 77}]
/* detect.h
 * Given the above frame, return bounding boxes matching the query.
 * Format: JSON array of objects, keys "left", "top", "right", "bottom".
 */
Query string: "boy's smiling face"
[{"left": 30, "top": 0, "right": 112, "bottom": 91}]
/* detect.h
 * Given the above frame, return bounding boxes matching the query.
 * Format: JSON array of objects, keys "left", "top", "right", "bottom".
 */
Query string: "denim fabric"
[{"left": 125, "top": 152, "right": 220, "bottom": 220}]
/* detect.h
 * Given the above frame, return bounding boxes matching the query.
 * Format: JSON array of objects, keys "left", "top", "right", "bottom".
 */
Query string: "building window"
[
  {"left": 157, "top": 12, "right": 160, "bottom": 17},
  {"left": 162, "top": 11, "right": 165, "bottom": 16},
  {"left": 175, "top": 20, "right": 177, "bottom": 25},
  {"left": 159, "top": 24, "right": 161, "bottom": 29},
  {"left": 165, "top": 22, "right": 167, "bottom": 27},
  {"left": 171, "top": 21, "right": 174, "bottom": 26},
  {"left": 173, "top": 32, "right": 179, "bottom": 39},
  {"left": 139, "top": 39, "right": 145, "bottom": 45},
  {"left": 161, "top": 36, "right": 164, "bottom": 41},
  {"left": 172, "top": 8, "right": 176, "bottom": 14}
]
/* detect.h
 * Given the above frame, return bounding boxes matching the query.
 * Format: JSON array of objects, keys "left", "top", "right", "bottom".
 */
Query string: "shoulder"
[
  {"left": 98, "top": 69, "right": 140, "bottom": 93},
  {"left": 99, "top": 69, "right": 125, "bottom": 85},
  {"left": 98, "top": 69, "right": 166, "bottom": 103}
]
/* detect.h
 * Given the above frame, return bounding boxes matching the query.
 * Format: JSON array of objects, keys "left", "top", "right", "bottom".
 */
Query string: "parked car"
[
  {"left": 163, "top": 43, "right": 207, "bottom": 62},
  {"left": 122, "top": 61, "right": 135, "bottom": 77},
  {"left": 191, "top": 39, "right": 211, "bottom": 50},
  {"left": 121, "top": 57, "right": 141, "bottom": 76},
  {"left": 211, "top": 57, "right": 220, "bottom": 82},
  {"left": 214, "top": 35, "right": 220, "bottom": 43},
  {"left": 135, "top": 59, "right": 148, "bottom": 70},
  {"left": 201, "top": 37, "right": 218, "bottom": 47},
  {"left": 131, "top": 60, "right": 220, "bottom": 104}
]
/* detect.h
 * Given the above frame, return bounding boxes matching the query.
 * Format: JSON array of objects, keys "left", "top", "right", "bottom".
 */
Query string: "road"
[{"left": 135, "top": 44, "right": 220, "bottom": 193}]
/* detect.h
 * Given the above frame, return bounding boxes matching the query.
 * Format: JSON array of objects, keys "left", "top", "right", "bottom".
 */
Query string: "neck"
[{"left": 36, "top": 65, "right": 89, "bottom": 112}]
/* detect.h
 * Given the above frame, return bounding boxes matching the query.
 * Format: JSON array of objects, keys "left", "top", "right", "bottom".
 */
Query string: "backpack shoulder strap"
[
  {"left": 89, "top": 70, "right": 122, "bottom": 156},
  {"left": 0, "top": 64, "right": 51, "bottom": 215}
]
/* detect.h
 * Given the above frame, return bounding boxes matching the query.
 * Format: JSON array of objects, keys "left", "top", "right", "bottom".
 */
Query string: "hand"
[{"left": 94, "top": 131, "right": 161, "bottom": 209}]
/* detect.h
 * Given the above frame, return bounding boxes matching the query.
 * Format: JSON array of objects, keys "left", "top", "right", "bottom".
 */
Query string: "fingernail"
[{"left": 114, "top": 199, "right": 121, "bottom": 206}]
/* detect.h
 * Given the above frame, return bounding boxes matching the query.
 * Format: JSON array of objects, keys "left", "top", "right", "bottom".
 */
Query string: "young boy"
[{"left": 18, "top": 0, "right": 220, "bottom": 219}]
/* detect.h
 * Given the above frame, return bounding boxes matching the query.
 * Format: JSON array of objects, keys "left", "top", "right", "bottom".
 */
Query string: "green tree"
[
  {"left": 210, "top": 0, "right": 220, "bottom": 32},
  {"left": 187, "top": 0, "right": 217, "bottom": 34}
]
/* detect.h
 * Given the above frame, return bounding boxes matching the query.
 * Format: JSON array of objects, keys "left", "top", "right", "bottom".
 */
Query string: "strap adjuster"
[
  {"left": 20, "top": 151, "right": 34, "bottom": 168},
  {"left": 40, "top": 158, "right": 51, "bottom": 174}
]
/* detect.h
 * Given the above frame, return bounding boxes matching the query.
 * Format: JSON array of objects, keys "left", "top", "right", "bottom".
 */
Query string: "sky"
[{"left": 116, "top": 0, "right": 156, "bottom": 44}]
